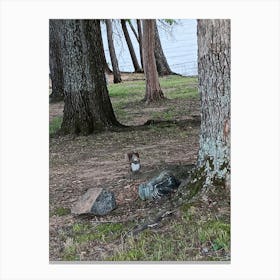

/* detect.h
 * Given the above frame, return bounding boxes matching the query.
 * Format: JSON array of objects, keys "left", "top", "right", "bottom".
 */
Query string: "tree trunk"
[
  {"left": 154, "top": 20, "right": 174, "bottom": 76},
  {"left": 137, "top": 19, "right": 144, "bottom": 69},
  {"left": 101, "top": 49, "right": 113, "bottom": 74},
  {"left": 142, "top": 20, "right": 164, "bottom": 103},
  {"left": 121, "top": 19, "right": 142, "bottom": 73},
  {"left": 196, "top": 19, "right": 231, "bottom": 182},
  {"left": 57, "top": 19, "right": 121, "bottom": 135},
  {"left": 105, "top": 19, "right": 122, "bottom": 84},
  {"left": 128, "top": 20, "right": 139, "bottom": 42},
  {"left": 100, "top": 22, "right": 112, "bottom": 75},
  {"left": 49, "top": 20, "right": 64, "bottom": 102}
]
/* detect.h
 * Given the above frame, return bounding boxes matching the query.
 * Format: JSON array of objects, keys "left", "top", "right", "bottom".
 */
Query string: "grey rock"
[
  {"left": 71, "top": 188, "right": 116, "bottom": 216},
  {"left": 138, "top": 170, "right": 181, "bottom": 200},
  {"left": 202, "top": 247, "right": 209, "bottom": 253}
]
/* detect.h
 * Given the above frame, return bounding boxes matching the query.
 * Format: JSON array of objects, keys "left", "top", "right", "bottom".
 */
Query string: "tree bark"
[
  {"left": 57, "top": 19, "right": 121, "bottom": 135},
  {"left": 153, "top": 20, "right": 174, "bottom": 76},
  {"left": 121, "top": 19, "right": 142, "bottom": 73},
  {"left": 196, "top": 19, "right": 231, "bottom": 182},
  {"left": 105, "top": 19, "right": 122, "bottom": 83},
  {"left": 136, "top": 19, "right": 144, "bottom": 69},
  {"left": 142, "top": 20, "right": 164, "bottom": 103},
  {"left": 49, "top": 20, "right": 64, "bottom": 102}
]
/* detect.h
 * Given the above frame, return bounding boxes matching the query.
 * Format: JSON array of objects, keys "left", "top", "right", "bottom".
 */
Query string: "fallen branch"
[{"left": 131, "top": 209, "right": 176, "bottom": 236}]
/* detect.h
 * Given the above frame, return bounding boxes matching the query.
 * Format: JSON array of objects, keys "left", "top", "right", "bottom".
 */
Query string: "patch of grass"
[
  {"left": 95, "top": 223, "right": 124, "bottom": 236},
  {"left": 52, "top": 207, "right": 71, "bottom": 216},
  {"left": 63, "top": 244, "right": 78, "bottom": 261},
  {"left": 72, "top": 223, "right": 90, "bottom": 233},
  {"left": 62, "top": 237, "right": 80, "bottom": 261},
  {"left": 198, "top": 221, "right": 230, "bottom": 251},
  {"left": 73, "top": 223, "right": 123, "bottom": 243},
  {"left": 61, "top": 222, "right": 127, "bottom": 261},
  {"left": 147, "top": 123, "right": 178, "bottom": 134},
  {"left": 107, "top": 199, "right": 230, "bottom": 261},
  {"left": 71, "top": 222, "right": 125, "bottom": 244},
  {"left": 160, "top": 75, "right": 198, "bottom": 99},
  {"left": 49, "top": 116, "right": 62, "bottom": 134},
  {"left": 151, "top": 110, "right": 175, "bottom": 120},
  {"left": 108, "top": 80, "right": 145, "bottom": 99},
  {"left": 107, "top": 222, "right": 199, "bottom": 261},
  {"left": 160, "top": 75, "right": 198, "bottom": 88},
  {"left": 167, "top": 87, "right": 198, "bottom": 99},
  {"left": 108, "top": 75, "right": 199, "bottom": 125},
  {"left": 109, "top": 75, "right": 198, "bottom": 101}
]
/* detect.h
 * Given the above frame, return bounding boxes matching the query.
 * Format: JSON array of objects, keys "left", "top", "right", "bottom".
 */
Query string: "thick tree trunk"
[
  {"left": 121, "top": 19, "right": 142, "bottom": 73},
  {"left": 57, "top": 19, "right": 121, "bottom": 135},
  {"left": 49, "top": 20, "right": 64, "bottom": 102},
  {"left": 196, "top": 19, "right": 231, "bottom": 182},
  {"left": 153, "top": 20, "right": 173, "bottom": 76},
  {"left": 105, "top": 19, "right": 122, "bottom": 84},
  {"left": 142, "top": 20, "right": 164, "bottom": 103},
  {"left": 136, "top": 19, "right": 144, "bottom": 69}
]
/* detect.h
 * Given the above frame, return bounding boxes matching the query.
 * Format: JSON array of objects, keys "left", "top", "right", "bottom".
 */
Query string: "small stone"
[
  {"left": 202, "top": 247, "right": 209, "bottom": 253},
  {"left": 71, "top": 188, "right": 116, "bottom": 216}
]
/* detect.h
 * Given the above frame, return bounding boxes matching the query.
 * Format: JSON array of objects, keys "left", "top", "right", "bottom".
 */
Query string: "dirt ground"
[{"left": 49, "top": 74, "right": 201, "bottom": 261}]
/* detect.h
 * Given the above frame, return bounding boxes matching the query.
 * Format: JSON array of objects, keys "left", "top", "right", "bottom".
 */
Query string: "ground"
[{"left": 49, "top": 73, "right": 230, "bottom": 261}]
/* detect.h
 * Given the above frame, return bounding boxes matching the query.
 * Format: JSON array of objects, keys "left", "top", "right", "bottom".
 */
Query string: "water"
[{"left": 101, "top": 19, "right": 198, "bottom": 76}]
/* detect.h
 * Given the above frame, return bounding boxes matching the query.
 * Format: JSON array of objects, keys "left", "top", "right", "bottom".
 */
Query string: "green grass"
[
  {"left": 198, "top": 221, "right": 230, "bottom": 251},
  {"left": 108, "top": 75, "right": 198, "bottom": 124},
  {"left": 60, "top": 201, "right": 230, "bottom": 261},
  {"left": 161, "top": 76, "right": 198, "bottom": 99},
  {"left": 63, "top": 242, "right": 78, "bottom": 261},
  {"left": 61, "top": 222, "right": 127, "bottom": 261},
  {"left": 108, "top": 75, "right": 198, "bottom": 100},
  {"left": 49, "top": 116, "right": 62, "bottom": 134},
  {"left": 151, "top": 109, "right": 175, "bottom": 120},
  {"left": 106, "top": 201, "right": 230, "bottom": 261},
  {"left": 108, "top": 80, "right": 145, "bottom": 99},
  {"left": 72, "top": 222, "right": 124, "bottom": 243},
  {"left": 52, "top": 207, "right": 71, "bottom": 216}
]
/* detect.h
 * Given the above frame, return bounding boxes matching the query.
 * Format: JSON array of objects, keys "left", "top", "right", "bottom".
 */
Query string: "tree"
[
  {"left": 136, "top": 19, "right": 144, "bottom": 68},
  {"left": 99, "top": 26, "right": 113, "bottom": 75},
  {"left": 127, "top": 20, "right": 139, "bottom": 42},
  {"left": 127, "top": 19, "right": 144, "bottom": 68},
  {"left": 142, "top": 19, "right": 164, "bottom": 103},
  {"left": 195, "top": 19, "right": 231, "bottom": 184},
  {"left": 153, "top": 20, "right": 174, "bottom": 76},
  {"left": 126, "top": 19, "right": 144, "bottom": 69},
  {"left": 55, "top": 19, "right": 121, "bottom": 135},
  {"left": 120, "top": 19, "right": 142, "bottom": 73},
  {"left": 105, "top": 19, "right": 122, "bottom": 83},
  {"left": 49, "top": 20, "right": 64, "bottom": 102}
]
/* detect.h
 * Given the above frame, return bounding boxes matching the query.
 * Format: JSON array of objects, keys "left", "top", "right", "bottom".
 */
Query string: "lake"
[{"left": 101, "top": 19, "right": 198, "bottom": 76}]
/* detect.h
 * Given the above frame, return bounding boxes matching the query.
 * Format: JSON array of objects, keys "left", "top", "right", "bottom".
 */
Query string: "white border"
[{"left": 0, "top": 0, "right": 279, "bottom": 279}]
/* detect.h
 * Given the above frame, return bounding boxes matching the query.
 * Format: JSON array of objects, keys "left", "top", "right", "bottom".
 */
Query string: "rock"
[
  {"left": 71, "top": 188, "right": 116, "bottom": 216},
  {"left": 202, "top": 247, "right": 209, "bottom": 253},
  {"left": 138, "top": 171, "right": 181, "bottom": 200}
]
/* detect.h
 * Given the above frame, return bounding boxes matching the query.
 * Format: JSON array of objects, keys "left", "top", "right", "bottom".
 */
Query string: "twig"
[{"left": 131, "top": 209, "right": 176, "bottom": 236}]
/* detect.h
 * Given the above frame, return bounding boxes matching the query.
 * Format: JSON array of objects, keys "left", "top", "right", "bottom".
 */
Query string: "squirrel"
[{"left": 127, "top": 152, "right": 141, "bottom": 173}]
